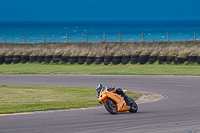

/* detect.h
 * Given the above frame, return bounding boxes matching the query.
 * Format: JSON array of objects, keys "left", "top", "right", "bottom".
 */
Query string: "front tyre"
[
  {"left": 104, "top": 98, "right": 118, "bottom": 114},
  {"left": 129, "top": 99, "right": 138, "bottom": 113}
]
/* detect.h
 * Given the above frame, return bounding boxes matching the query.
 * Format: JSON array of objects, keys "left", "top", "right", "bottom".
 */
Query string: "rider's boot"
[{"left": 123, "top": 94, "right": 134, "bottom": 106}]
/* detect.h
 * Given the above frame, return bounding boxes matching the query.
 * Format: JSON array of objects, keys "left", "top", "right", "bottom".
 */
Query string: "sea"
[{"left": 0, "top": 19, "right": 200, "bottom": 43}]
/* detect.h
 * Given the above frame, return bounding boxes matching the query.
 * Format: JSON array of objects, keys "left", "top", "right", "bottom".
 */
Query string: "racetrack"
[{"left": 0, "top": 75, "right": 200, "bottom": 133}]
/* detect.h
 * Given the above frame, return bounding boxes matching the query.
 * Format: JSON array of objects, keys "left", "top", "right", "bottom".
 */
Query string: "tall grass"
[{"left": 0, "top": 41, "right": 200, "bottom": 57}]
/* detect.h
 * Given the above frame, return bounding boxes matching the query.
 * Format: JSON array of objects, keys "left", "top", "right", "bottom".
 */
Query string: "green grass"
[
  {"left": 0, "top": 85, "right": 139, "bottom": 114},
  {"left": 0, "top": 62, "right": 200, "bottom": 76}
]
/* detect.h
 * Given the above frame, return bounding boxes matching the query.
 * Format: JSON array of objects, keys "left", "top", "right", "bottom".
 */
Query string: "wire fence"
[{"left": 0, "top": 31, "right": 198, "bottom": 43}]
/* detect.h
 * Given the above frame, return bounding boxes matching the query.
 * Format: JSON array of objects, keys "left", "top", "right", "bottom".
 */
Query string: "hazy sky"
[{"left": 0, "top": 0, "right": 200, "bottom": 21}]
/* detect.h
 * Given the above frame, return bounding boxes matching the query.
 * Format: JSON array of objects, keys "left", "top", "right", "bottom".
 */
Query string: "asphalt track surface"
[{"left": 0, "top": 75, "right": 200, "bottom": 133}]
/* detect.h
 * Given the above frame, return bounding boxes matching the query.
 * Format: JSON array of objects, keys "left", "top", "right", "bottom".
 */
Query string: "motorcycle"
[{"left": 98, "top": 87, "right": 138, "bottom": 114}]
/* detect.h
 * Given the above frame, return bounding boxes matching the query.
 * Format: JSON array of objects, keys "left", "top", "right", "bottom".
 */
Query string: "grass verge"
[
  {"left": 0, "top": 62, "right": 200, "bottom": 76},
  {"left": 0, "top": 85, "right": 139, "bottom": 114}
]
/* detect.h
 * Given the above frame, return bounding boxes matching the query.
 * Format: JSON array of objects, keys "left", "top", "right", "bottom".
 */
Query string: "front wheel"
[
  {"left": 129, "top": 99, "right": 138, "bottom": 113},
  {"left": 104, "top": 98, "right": 118, "bottom": 114}
]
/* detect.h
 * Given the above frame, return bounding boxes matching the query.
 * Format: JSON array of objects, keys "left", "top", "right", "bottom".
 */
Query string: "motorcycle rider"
[{"left": 95, "top": 83, "right": 133, "bottom": 106}]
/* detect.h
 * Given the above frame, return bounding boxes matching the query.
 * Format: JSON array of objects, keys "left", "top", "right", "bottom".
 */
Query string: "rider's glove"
[{"left": 108, "top": 86, "right": 115, "bottom": 92}]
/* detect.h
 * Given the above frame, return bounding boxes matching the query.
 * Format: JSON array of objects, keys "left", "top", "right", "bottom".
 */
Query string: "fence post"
[
  {"left": 120, "top": 32, "right": 122, "bottom": 42},
  {"left": 4, "top": 34, "right": 6, "bottom": 43},
  {"left": 24, "top": 34, "right": 26, "bottom": 43},
  {"left": 44, "top": 33, "right": 46, "bottom": 43},
  {"left": 66, "top": 33, "right": 68, "bottom": 42},
  {"left": 194, "top": 31, "right": 196, "bottom": 41},
  {"left": 85, "top": 33, "right": 87, "bottom": 42},
  {"left": 167, "top": 32, "right": 169, "bottom": 42},
  {"left": 103, "top": 32, "right": 106, "bottom": 42},
  {"left": 143, "top": 32, "right": 145, "bottom": 42}
]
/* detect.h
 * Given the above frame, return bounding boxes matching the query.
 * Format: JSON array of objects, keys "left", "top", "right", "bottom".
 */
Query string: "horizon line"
[{"left": 1, "top": 18, "right": 200, "bottom": 22}]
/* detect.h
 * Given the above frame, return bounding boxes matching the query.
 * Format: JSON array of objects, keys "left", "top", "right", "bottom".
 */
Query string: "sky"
[{"left": 0, "top": 0, "right": 200, "bottom": 21}]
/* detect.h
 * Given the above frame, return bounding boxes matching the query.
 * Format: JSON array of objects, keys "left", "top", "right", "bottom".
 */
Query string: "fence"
[{"left": 1, "top": 31, "right": 198, "bottom": 43}]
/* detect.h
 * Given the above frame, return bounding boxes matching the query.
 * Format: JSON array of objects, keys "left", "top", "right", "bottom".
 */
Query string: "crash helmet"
[{"left": 95, "top": 83, "right": 103, "bottom": 92}]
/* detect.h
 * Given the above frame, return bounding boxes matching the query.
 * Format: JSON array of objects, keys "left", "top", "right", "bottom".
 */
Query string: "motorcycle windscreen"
[{"left": 100, "top": 88, "right": 106, "bottom": 95}]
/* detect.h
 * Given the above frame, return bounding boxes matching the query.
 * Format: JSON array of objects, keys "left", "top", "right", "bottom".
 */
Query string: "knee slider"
[{"left": 116, "top": 88, "right": 123, "bottom": 94}]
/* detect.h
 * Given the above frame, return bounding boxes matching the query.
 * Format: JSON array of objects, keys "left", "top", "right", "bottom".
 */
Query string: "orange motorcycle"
[{"left": 98, "top": 87, "right": 138, "bottom": 114}]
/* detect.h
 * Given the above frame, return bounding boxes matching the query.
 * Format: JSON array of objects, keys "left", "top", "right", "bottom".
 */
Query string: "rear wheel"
[
  {"left": 104, "top": 98, "right": 118, "bottom": 114},
  {"left": 129, "top": 99, "right": 138, "bottom": 113}
]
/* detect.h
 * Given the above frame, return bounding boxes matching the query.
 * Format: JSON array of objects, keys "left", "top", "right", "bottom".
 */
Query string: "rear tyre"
[
  {"left": 129, "top": 99, "right": 138, "bottom": 113},
  {"left": 104, "top": 98, "right": 118, "bottom": 114}
]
